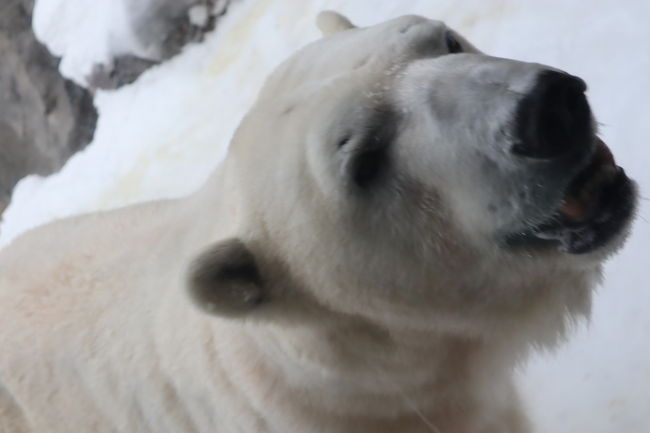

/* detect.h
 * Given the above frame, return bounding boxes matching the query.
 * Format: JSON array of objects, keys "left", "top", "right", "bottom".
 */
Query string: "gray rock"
[
  {"left": 88, "top": 56, "right": 160, "bottom": 91},
  {"left": 0, "top": 0, "right": 97, "bottom": 216}
]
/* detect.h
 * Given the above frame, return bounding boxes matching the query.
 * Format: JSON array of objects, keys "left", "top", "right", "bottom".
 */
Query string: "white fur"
[{"left": 0, "top": 13, "right": 632, "bottom": 433}]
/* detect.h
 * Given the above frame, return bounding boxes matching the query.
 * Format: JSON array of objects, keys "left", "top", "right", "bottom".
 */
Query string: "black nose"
[{"left": 512, "top": 70, "right": 592, "bottom": 160}]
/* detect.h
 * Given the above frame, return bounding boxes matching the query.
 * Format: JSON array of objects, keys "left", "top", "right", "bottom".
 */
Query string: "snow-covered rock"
[{"left": 33, "top": 0, "right": 232, "bottom": 87}]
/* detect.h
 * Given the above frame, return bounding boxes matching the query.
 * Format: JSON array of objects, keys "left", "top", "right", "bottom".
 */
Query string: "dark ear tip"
[{"left": 187, "top": 238, "right": 266, "bottom": 317}]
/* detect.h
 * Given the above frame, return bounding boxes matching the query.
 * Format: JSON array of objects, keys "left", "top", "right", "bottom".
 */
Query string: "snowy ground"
[{"left": 2, "top": 0, "right": 649, "bottom": 431}]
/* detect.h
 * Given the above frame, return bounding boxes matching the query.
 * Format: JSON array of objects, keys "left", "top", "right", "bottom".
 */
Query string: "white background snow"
[{"left": 2, "top": 0, "right": 649, "bottom": 431}]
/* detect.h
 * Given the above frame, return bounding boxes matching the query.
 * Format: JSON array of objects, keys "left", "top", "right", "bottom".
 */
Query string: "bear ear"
[
  {"left": 186, "top": 238, "right": 267, "bottom": 318},
  {"left": 316, "top": 10, "right": 356, "bottom": 36}
]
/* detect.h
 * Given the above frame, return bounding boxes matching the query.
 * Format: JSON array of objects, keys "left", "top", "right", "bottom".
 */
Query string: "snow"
[
  {"left": 188, "top": 5, "right": 210, "bottom": 27},
  {"left": 5, "top": 0, "right": 650, "bottom": 431}
]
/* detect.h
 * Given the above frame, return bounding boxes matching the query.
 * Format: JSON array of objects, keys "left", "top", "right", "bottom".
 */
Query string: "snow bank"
[{"left": 4, "top": 1, "right": 649, "bottom": 431}]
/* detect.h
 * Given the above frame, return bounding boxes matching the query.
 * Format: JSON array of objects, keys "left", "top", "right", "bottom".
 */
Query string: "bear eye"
[
  {"left": 350, "top": 147, "right": 388, "bottom": 188},
  {"left": 337, "top": 108, "right": 396, "bottom": 190},
  {"left": 338, "top": 136, "right": 352, "bottom": 148},
  {"left": 445, "top": 30, "right": 463, "bottom": 54},
  {"left": 348, "top": 128, "right": 394, "bottom": 189}
]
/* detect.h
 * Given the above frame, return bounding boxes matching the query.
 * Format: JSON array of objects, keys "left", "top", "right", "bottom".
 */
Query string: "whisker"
[{"left": 366, "top": 356, "right": 443, "bottom": 433}]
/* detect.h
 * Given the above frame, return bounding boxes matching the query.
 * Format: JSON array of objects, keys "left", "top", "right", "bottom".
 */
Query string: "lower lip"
[
  {"left": 505, "top": 165, "right": 636, "bottom": 254},
  {"left": 559, "top": 168, "right": 634, "bottom": 254}
]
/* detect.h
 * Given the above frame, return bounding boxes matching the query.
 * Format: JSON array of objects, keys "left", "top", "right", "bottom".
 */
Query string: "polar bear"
[{"left": 0, "top": 11, "right": 637, "bottom": 433}]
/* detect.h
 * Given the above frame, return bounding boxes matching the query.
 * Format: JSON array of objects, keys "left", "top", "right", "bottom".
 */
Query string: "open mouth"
[{"left": 507, "top": 138, "right": 636, "bottom": 254}]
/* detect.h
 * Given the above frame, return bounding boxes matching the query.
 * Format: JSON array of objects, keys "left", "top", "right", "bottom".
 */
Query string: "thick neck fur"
[
  {"left": 150, "top": 166, "right": 531, "bottom": 433},
  {"left": 160, "top": 309, "right": 526, "bottom": 433}
]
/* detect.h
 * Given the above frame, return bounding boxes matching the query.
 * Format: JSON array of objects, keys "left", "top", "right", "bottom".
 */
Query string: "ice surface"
[{"left": 5, "top": 0, "right": 650, "bottom": 431}]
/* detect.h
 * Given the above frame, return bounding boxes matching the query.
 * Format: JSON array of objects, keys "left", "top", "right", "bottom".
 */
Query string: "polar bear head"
[{"left": 187, "top": 12, "right": 636, "bottom": 344}]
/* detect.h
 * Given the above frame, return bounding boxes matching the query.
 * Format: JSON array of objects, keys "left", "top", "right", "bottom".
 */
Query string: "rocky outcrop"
[
  {"left": 88, "top": 0, "right": 231, "bottom": 90},
  {"left": 0, "top": 0, "right": 97, "bottom": 215},
  {"left": 0, "top": 0, "right": 233, "bottom": 217}
]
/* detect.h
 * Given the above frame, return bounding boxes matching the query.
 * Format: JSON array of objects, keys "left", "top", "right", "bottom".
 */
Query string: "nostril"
[{"left": 512, "top": 70, "right": 592, "bottom": 160}]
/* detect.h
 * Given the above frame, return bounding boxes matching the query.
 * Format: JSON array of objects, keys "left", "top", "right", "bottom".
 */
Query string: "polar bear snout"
[{"left": 513, "top": 70, "right": 592, "bottom": 161}]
